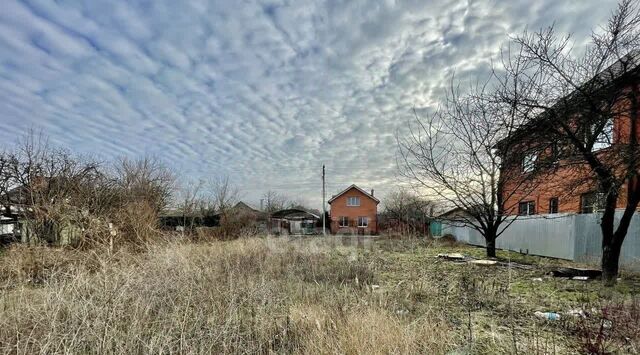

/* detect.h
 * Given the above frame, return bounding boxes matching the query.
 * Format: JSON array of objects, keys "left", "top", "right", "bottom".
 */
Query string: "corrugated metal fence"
[{"left": 440, "top": 212, "right": 640, "bottom": 270}]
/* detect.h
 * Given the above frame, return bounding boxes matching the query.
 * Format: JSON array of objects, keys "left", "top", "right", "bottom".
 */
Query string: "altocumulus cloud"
[{"left": 0, "top": 0, "right": 619, "bottom": 207}]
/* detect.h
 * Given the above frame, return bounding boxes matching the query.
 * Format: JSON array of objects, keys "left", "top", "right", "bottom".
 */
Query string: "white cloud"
[{"left": 0, "top": 0, "right": 619, "bottom": 208}]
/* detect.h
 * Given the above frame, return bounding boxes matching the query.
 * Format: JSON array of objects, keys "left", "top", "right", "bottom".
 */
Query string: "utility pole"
[{"left": 322, "top": 164, "right": 326, "bottom": 236}]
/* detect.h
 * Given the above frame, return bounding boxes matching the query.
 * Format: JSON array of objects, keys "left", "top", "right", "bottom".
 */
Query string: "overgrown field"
[{"left": 0, "top": 236, "right": 639, "bottom": 354}]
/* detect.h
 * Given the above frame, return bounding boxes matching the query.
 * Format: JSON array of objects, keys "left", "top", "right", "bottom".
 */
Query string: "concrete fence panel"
[
  {"left": 573, "top": 213, "right": 640, "bottom": 269},
  {"left": 495, "top": 214, "right": 575, "bottom": 260},
  {"left": 441, "top": 212, "right": 640, "bottom": 271}
]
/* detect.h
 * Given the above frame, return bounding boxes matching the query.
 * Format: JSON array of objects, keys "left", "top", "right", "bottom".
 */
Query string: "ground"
[{"left": 0, "top": 235, "right": 638, "bottom": 354}]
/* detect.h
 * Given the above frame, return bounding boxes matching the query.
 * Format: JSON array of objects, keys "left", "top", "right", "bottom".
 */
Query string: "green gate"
[{"left": 430, "top": 221, "right": 442, "bottom": 237}]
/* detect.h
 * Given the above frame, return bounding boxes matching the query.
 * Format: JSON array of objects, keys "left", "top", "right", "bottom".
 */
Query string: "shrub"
[{"left": 574, "top": 299, "right": 640, "bottom": 354}]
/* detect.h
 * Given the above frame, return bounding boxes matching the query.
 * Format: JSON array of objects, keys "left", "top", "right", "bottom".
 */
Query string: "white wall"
[{"left": 0, "top": 223, "right": 14, "bottom": 235}]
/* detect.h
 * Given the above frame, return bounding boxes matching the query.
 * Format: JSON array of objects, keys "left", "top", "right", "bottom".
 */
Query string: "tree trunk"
[
  {"left": 602, "top": 177, "right": 640, "bottom": 285},
  {"left": 601, "top": 238, "right": 622, "bottom": 286},
  {"left": 486, "top": 234, "right": 496, "bottom": 258},
  {"left": 599, "top": 189, "right": 619, "bottom": 286}
]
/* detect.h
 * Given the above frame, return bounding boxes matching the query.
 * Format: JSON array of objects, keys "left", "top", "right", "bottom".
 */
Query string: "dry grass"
[{"left": 0, "top": 236, "right": 638, "bottom": 354}]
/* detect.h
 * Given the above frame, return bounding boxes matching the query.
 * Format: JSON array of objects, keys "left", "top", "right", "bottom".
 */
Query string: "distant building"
[
  {"left": 230, "top": 201, "right": 262, "bottom": 218},
  {"left": 328, "top": 184, "right": 379, "bottom": 235},
  {"left": 437, "top": 207, "right": 475, "bottom": 223},
  {"left": 158, "top": 209, "right": 220, "bottom": 231},
  {"left": 268, "top": 208, "right": 320, "bottom": 235},
  {"left": 159, "top": 201, "right": 263, "bottom": 231},
  {"left": 0, "top": 186, "right": 31, "bottom": 243}
]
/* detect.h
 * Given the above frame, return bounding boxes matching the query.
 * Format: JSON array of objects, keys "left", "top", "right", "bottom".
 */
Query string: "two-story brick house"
[
  {"left": 328, "top": 185, "right": 379, "bottom": 235},
  {"left": 498, "top": 53, "right": 640, "bottom": 216}
]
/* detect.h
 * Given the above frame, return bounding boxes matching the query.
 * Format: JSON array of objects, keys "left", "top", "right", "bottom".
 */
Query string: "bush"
[
  {"left": 193, "top": 211, "right": 261, "bottom": 241},
  {"left": 574, "top": 299, "right": 640, "bottom": 354},
  {"left": 1, "top": 135, "right": 173, "bottom": 249}
]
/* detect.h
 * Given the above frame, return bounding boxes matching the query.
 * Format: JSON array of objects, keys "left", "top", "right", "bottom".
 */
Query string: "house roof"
[
  {"left": 271, "top": 208, "right": 320, "bottom": 220},
  {"left": 495, "top": 50, "right": 640, "bottom": 151},
  {"left": 159, "top": 209, "right": 207, "bottom": 218},
  {"left": 437, "top": 207, "right": 468, "bottom": 218},
  {"left": 161, "top": 201, "right": 260, "bottom": 218},
  {"left": 233, "top": 201, "right": 259, "bottom": 212},
  {"left": 327, "top": 184, "right": 380, "bottom": 204}
]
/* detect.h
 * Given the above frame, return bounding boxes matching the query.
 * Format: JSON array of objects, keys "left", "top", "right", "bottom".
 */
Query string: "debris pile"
[
  {"left": 436, "top": 253, "right": 466, "bottom": 261},
  {"left": 551, "top": 267, "right": 602, "bottom": 280},
  {"left": 436, "top": 253, "right": 534, "bottom": 270}
]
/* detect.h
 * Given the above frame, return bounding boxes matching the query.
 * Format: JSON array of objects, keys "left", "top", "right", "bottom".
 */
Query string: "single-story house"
[{"left": 269, "top": 208, "right": 320, "bottom": 235}]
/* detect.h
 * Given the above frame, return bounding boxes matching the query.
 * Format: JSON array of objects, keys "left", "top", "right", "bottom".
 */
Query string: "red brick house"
[
  {"left": 498, "top": 53, "right": 640, "bottom": 216},
  {"left": 328, "top": 185, "right": 379, "bottom": 235}
]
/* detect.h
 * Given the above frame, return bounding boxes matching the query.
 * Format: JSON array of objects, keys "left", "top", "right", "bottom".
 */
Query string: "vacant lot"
[{"left": 0, "top": 236, "right": 639, "bottom": 354}]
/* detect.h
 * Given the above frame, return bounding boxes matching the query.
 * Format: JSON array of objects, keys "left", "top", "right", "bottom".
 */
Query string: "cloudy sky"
[{"left": 0, "top": 0, "right": 619, "bottom": 208}]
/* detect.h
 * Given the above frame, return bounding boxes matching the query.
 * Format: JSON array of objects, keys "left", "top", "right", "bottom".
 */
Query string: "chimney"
[{"left": 370, "top": 189, "right": 374, "bottom": 197}]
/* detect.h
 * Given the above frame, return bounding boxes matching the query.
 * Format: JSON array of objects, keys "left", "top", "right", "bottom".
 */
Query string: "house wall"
[
  {"left": 501, "top": 88, "right": 640, "bottom": 216},
  {"left": 439, "top": 212, "right": 640, "bottom": 270},
  {"left": 502, "top": 162, "right": 604, "bottom": 215},
  {"left": 612, "top": 85, "right": 640, "bottom": 143},
  {"left": 502, "top": 154, "right": 638, "bottom": 216},
  {"left": 0, "top": 223, "right": 14, "bottom": 235},
  {"left": 329, "top": 188, "right": 378, "bottom": 235}
]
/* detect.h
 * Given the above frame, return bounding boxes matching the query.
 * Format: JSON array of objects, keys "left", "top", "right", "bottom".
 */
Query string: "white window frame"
[
  {"left": 550, "top": 142, "right": 560, "bottom": 162},
  {"left": 581, "top": 192, "right": 606, "bottom": 213},
  {"left": 357, "top": 216, "right": 368, "bottom": 228},
  {"left": 339, "top": 216, "right": 349, "bottom": 227},
  {"left": 522, "top": 152, "right": 538, "bottom": 173},
  {"left": 518, "top": 201, "right": 536, "bottom": 216},
  {"left": 347, "top": 196, "right": 360, "bottom": 207},
  {"left": 549, "top": 197, "right": 559, "bottom": 214},
  {"left": 591, "top": 118, "right": 614, "bottom": 152}
]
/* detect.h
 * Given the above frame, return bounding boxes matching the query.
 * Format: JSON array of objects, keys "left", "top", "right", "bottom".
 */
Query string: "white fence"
[{"left": 441, "top": 212, "right": 640, "bottom": 270}]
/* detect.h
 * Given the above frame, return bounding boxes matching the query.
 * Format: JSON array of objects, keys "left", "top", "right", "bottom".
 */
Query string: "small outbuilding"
[{"left": 269, "top": 208, "right": 320, "bottom": 235}]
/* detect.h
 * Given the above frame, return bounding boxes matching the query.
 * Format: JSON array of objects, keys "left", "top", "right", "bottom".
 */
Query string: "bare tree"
[
  {"left": 113, "top": 156, "right": 175, "bottom": 213},
  {"left": 0, "top": 131, "right": 105, "bottom": 244},
  {"left": 174, "top": 179, "right": 208, "bottom": 232},
  {"left": 0, "top": 131, "right": 182, "bottom": 247},
  {"left": 261, "top": 190, "right": 289, "bottom": 213},
  {"left": 494, "top": 0, "right": 640, "bottom": 283},
  {"left": 398, "top": 82, "right": 542, "bottom": 257},
  {"left": 208, "top": 176, "right": 239, "bottom": 214},
  {"left": 382, "top": 187, "right": 433, "bottom": 235}
]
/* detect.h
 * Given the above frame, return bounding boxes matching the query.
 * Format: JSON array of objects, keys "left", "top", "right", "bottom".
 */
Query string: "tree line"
[{"left": 0, "top": 131, "right": 315, "bottom": 246}]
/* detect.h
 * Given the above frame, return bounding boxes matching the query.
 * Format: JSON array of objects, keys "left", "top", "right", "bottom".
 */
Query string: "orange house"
[
  {"left": 328, "top": 185, "right": 379, "bottom": 235},
  {"left": 499, "top": 53, "right": 640, "bottom": 216}
]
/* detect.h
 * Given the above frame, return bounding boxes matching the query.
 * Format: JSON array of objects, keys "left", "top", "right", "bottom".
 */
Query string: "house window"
[
  {"left": 339, "top": 216, "right": 349, "bottom": 227},
  {"left": 549, "top": 197, "right": 559, "bottom": 214},
  {"left": 581, "top": 192, "right": 606, "bottom": 213},
  {"left": 357, "top": 216, "right": 368, "bottom": 228},
  {"left": 550, "top": 142, "right": 561, "bottom": 162},
  {"left": 522, "top": 152, "right": 538, "bottom": 173},
  {"left": 518, "top": 201, "right": 536, "bottom": 215},
  {"left": 591, "top": 118, "right": 614, "bottom": 151},
  {"left": 347, "top": 196, "right": 360, "bottom": 206}
]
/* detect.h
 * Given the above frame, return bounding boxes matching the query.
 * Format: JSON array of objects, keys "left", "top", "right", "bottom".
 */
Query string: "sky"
[{"left": 0, "top": 0, "right": 620, "bottom": 209}]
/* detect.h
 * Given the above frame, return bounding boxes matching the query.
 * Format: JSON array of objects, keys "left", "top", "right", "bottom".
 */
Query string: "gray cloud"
[{"left": 0, "top": 0, "right": 619, "bottom": 207}]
